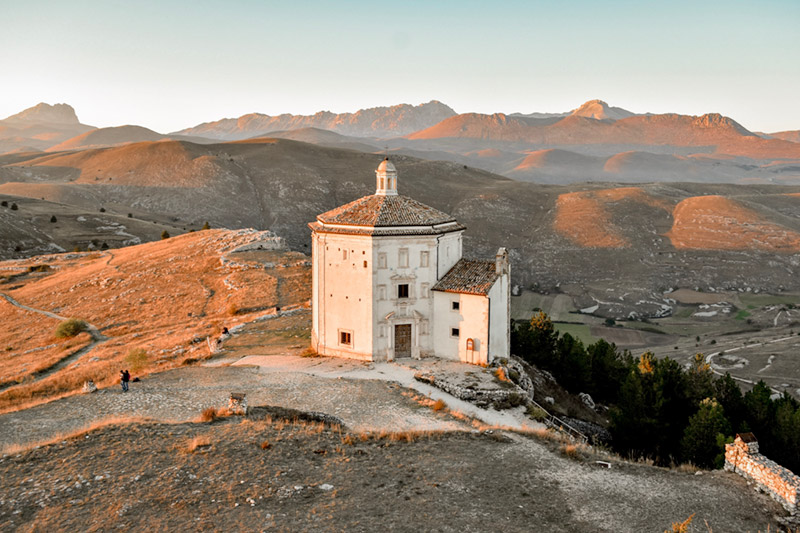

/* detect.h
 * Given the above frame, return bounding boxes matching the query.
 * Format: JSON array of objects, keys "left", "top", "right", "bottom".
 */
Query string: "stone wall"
[{"left": 725, "top": 434, "right": 800, "bottom": 514}]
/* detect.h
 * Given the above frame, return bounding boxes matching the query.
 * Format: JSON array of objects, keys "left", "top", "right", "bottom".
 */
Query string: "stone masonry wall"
[{"left": 725, "top": 436, "right": 800, "bottom": 514}]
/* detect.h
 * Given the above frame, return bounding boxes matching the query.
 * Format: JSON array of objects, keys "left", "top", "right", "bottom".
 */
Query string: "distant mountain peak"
[
  {"left": 3, "top": 102, "right": 80, "bottom": 125},
  {"left": 692, "top": 113, "right": 753, "bottom": 135},
  {"left": 571, "top": 100, "right": 635, "bottom": 121}
]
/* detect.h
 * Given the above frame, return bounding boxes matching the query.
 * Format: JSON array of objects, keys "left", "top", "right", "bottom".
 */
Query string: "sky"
[{"left": 1, "top": 0, "right": 799, "bottom": 133}]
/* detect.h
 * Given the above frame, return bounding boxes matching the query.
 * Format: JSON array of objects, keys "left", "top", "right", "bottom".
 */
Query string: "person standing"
[{"left": 120, "top": 369, "right": 130, "bottom": 392}]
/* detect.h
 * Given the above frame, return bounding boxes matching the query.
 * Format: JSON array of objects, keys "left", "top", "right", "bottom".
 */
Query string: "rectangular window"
[
  {"left": 452, "top": 301, "right": 460, "bottom": 311},
  {"left": 399, "top": 248, "right": 409, "bottom": 268},
  {"left": 363, "top": 260, "right": 368, "bottom": 268},
  {"left": 378, "top": 253, "right": 387, "bottom": 269},
  {"left": 451, "top": 328, "right": 460, "bottom": 338},
  {"left": 339, "top": 331, "right": 352, "bottom": 346},
  {"left": 378, "top": 285, "right": 387, "bottom": 300},
  {"left": 421, "top": 283, "right": 429, "bottom": 299},
  {"left": 342, "top": 249, "right": 348, "bottom": 260},
  {"left": 420, "top": 251, "right": 429, "bottom": 267},
  {"left": 398, "top": 284, "right": 409, "bottom": 299}
]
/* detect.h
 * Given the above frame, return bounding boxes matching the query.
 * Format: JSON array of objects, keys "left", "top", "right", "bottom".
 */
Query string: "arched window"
[{"left": 466, "top": 338, "right": 474, "bottom": 351}]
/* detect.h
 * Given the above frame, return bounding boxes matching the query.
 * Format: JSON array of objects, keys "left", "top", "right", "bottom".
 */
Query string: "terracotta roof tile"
[
  {"left": 308, "top": 221, "right": 464, "bottom": 236},
  {"left": 317, "top": 194, "right": 457, "bottom": 227},
  {"left": 432, "top": 258, "right": 499, "bottom": 296}
]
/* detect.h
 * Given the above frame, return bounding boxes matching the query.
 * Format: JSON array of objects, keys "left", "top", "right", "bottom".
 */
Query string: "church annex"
[{"left": 309, "top": 159, "right": 510, "bottom": 365}]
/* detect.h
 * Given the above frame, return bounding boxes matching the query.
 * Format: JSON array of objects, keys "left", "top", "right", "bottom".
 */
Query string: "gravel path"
[{"left": 0, "top": 357, "right": 510, "bottom": 450}]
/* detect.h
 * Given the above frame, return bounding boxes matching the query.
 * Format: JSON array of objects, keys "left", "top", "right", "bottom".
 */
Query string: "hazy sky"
[{"left": 2, "top": 0, "right": 799, "bottom": 133}]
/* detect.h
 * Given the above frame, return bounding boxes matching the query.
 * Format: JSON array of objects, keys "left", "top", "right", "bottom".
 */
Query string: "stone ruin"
[
  {"left": 228, "top": 392, "right": 248, "bottom": 415},
  {"left": 725, "top": 432, "right": 800, "bottom": 515}
]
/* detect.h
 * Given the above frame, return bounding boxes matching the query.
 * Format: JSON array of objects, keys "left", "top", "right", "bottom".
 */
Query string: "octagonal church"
[{"left": 309, "top": 159, "right": 510, "bottom": 365}]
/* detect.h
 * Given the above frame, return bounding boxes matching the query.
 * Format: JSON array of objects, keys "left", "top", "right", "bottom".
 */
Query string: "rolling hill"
[{"left": 3, "top": 137, "right": 800, "bottom": 319}]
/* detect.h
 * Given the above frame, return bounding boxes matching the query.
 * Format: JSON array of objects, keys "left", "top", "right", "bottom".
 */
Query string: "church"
[{"left": 309, "top": 159, "right": 510, "bottom": 365}]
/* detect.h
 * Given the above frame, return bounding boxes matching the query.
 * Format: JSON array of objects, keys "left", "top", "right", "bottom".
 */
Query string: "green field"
[
  {"left": 738, "top": 293, "right": 800, "bottom": 308},
  {"left": 554, "top": 322, "right": 600, "bottom": 345}
]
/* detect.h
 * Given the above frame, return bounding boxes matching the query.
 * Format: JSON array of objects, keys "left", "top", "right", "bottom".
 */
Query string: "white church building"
[{"left": 309, "top": 159, "right": 510, "bottom": 365}]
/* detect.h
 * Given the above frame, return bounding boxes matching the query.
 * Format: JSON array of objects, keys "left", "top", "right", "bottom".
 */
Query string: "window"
[
  {"left": 466, "top": 338, "right": 474, "bottom": 351},
  {"left": 451, "top": 301, "right": 460, "bottom": 311},
  {"left": 420, "top": 251, "right": 429, "bottom": 267},
  {"left": 378, "top": 253, "right": 387, "bottom": 269},
  {"left": 378, "top": 285, "right": 387, "bottom": 300},
  {"left": 399, "top": 248, "right": 409, "bottom": 268},
  {"left": 363, "top": 260, "right": 368, "bottom": 268},
  {"left": 339, "top": 331, "right": 352, "bottom": 346},
  {"left": 398, "top": 284, "right": 409, "bottom": 299},
  {"left": 451, "top": 328, "right": 460, "bottom": 338},
  {"left": 421, "top": 283, "right": 429, "bottom": 299},
  {"left": 343, "top": 249, "right": 348, "bottom": 260}
]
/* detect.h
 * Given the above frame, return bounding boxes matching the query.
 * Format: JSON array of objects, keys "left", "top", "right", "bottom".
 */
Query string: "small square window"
[
  {"left": 340, "top": 331, "right": 352, "bottom": 346},
  {"left": 451, "top": 328, "right": 460, "bottom": 337},
  {"left": 451, "top": 301, "right": 460, "bottom": 311},
  {"left": 398, "top": 284, "right": 409, "bottom": 299},
  {"left": 363, "top": 260, "right": 368, "bottom": 268}
]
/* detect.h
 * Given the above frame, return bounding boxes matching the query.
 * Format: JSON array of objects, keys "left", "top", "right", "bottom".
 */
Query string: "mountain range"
[{"left": 4, "top": 99, "right": 798, "bottom": 185}]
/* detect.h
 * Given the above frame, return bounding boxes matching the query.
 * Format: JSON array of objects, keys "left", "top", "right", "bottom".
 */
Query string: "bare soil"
[{"left": 0, "top": 407, "right": 787, "bottom": 533}]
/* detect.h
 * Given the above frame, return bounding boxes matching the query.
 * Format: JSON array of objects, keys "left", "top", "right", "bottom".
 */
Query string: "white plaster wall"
[
  {"left": 436, "top": 232, "right": 463, "bottom": 279},
  {"left": 433, "top": 292, "right": 490, "bottom": 365},
  {"left": 372, "top": 234, "right": 440, "bottom": 359},
  {"left": 313, "top": 233, "right": 375, "bottom": 360},
  {"left": 488, "top": 270, "right": 510, "bottom": 361}
]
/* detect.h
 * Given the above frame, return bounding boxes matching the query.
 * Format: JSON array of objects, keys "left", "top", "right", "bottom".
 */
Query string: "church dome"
[{"left": 377, "top": 157, "right": 396, "bottom": 174}]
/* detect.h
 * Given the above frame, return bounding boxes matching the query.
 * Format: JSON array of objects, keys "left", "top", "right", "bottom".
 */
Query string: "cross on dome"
[{"left": 375, "top": 157, "right": 398, "bottom": 196}]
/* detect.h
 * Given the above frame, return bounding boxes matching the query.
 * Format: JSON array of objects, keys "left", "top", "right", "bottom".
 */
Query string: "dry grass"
[
  {"left": 299, "top": 347, "right": 319, "bottom": 358},
  {"left": 666, "top": 513, "right": 694, "bottom": 533},
  {"left": 0, "top": 230, "right": 311, "bottom": 412},
  {"left": 1, "top": 415, "right": 150, "bottom": 455},
  {"left": 185, "top": 435, "right": 212, "bottom": 453},
  {"left": 431, "top": 398, "right": 447, "bottom": 412},
  {"left": 340, "top": 429, "right": 444, "bottom": 445},
  {"left": 199, "top": 407, "right": 219, "bottom": 422}
]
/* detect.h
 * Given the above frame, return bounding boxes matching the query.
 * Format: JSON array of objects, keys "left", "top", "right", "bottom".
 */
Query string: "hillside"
[
  {"left": 0, "top": 103, "right": 94, "bottom": 154},
  {"left": 3, "top": 139, "right": 800, "bottom": 311},
  {"left": 0, "top": 229, "right": 309, "bottom": 411}
]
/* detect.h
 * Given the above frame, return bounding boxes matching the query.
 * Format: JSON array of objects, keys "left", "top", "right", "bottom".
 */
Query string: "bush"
[
  {"left": 201, "top": 221, "right": 211, "bottom": 230},
  {"left": 125, "top": 348, "right": 148, "bottom": 372},
  {"left": 50, "top": 215, "right": 57, "bottom": 223},
  {"left": 0, "top": 201, "right": 6, "bottom": 207},
  {"left": 10, "top": 203, "right": 18, "bottom": 211},
  {"left": 432, "top": 399, "right": 447, "bottom": 412},
  {"left": 160, "top": 230, "right": 170, "bottom": 240},
  {"left": 526, "top": 405, "right": 548, "bottom": 421},
  {"left": 99, "top": 207, "right": 105, "bottom": 213},
  {"left": 199, "top": 407, "right": 219, "bottom": 422},
  {"left": 127, "top": 213, "right": 132, "bottom": 218},
  {"left": 55, "top": 318, "right": 88, "bottom": 339}
]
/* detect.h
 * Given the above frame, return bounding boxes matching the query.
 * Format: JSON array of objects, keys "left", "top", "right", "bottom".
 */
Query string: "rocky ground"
[{"left": 0, "top": 351, "right": 793, "bottom": 532}]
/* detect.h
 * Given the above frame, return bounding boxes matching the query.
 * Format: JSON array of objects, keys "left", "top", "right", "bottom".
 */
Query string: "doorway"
[{"left": 394, "top": 324, "right": 412, "bottom": 358}]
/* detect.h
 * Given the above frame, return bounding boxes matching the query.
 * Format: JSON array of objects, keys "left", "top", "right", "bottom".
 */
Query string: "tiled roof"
[
  {"left": 317, "top": 194, "right": 457, "bottom": 227},
  {"left": 432, "top": 259, "right": 499, "bottom": 296},
  {"left": 308, "top": 221, "right": 465, "bottom": 236}
]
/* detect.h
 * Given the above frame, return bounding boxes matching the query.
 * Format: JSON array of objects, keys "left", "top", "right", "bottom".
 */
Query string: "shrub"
[
  {"left": 55, "top": 318, "right": 88, "bottom": 339},
  {"left": 99, "top": 207, "right": 105, "bottom": 213},
  {"left": 526, "top": 405, "right": 548, "bottom": 421},
  {"left": 160, "top": 230, "right": 170, "bottom": 240},
  {"left": 101, "top": 242, "right": 109, "bottom": 250},
  {"left": 432, "top": 399, "right": 447, "bottom": 412},
  {"left": 127, "top": 213, "right": 132, "bottom": 218},
  {"left": 300, "top": 347, "right": 319, "bottom": 358},
  {"left": 0, "top": 201, "right": 6, "bottom": 207},
  {"left": 260, "top": 439, "right": 271, "bottom": 450},
  {"left": 201, "top": 221, "right": 211, "bottom": 230},
  {"left": 11, "top": 203, "right": 18, "bottom": 211},
  {"left": 125, "top": 348, "right": 148, "bottom": 372},
  {"left": 50, "top": 215, "right": 57, "bottom": 223},
  {"left": 199, "top": 407, "right": 219, "bottom": 422}
]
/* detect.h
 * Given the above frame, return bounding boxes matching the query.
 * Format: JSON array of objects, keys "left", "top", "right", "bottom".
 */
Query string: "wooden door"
[{"left": 394, "top": 324, "right": 412, "bottom": 358}]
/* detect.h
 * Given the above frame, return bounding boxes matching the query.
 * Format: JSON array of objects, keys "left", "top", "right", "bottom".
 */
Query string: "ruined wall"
[{"left": 725, "top": 436, "right": 800, "bottom": 514}]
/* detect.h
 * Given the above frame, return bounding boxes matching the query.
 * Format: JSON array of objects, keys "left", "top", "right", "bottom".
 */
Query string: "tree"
[
  {"left": 50, "top": 215, "right": 57, "bottom": 223},
  {"left": 161, "top": 230, "right": 170, "bottom": 240},
  {"left": 201, "top": 221, "right": 211, "bottom": 230},
  {"left": 681, "top": 398, "right": 732, "bottom": 468},
  {"left": 714, "top": 373, "right": 746, "bottom": 432},
  {"left": 685, "top": 353, "right": 714, "bottom": 407}
]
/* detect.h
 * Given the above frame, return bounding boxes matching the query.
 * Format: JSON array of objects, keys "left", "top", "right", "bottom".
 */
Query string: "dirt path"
[{"left": 0, "top": 291, "right": 109, "bottom": 390}]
